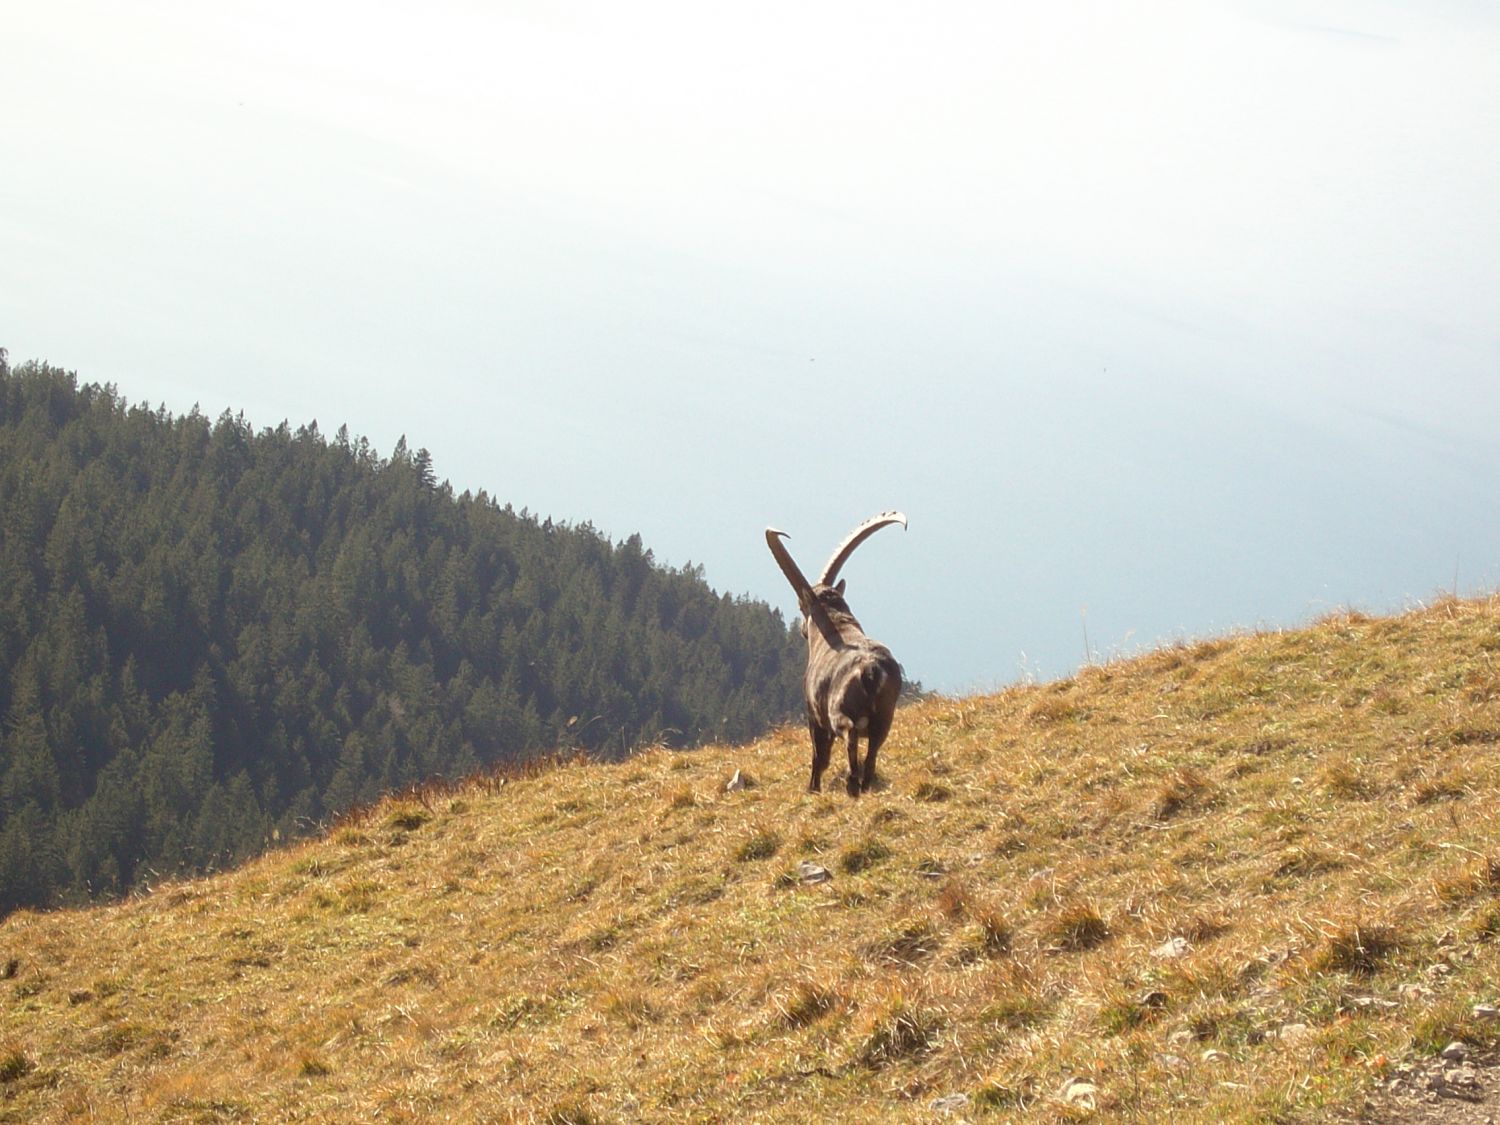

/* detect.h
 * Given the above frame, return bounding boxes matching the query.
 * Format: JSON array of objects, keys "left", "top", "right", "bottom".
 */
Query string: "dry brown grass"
[{"left": 4, "top": 595, "right": 1500, "bottom": 1121}]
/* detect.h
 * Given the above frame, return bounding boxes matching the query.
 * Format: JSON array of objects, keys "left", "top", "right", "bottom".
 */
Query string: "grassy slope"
[{"left": 4, "top": 596, "right": 1500, "bottom": 1123}]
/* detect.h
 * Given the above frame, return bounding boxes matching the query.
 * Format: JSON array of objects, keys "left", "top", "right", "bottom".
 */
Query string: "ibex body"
[{"left": 766, "top": 513, "right": 905, "bottom": 796}]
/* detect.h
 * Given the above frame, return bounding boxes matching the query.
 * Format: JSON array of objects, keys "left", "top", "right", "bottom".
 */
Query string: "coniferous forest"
[{"left": 0, "top": 358, "right": 805, "bottom": 913}]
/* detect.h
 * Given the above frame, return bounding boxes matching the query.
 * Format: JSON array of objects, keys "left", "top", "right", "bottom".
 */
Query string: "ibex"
[{"left": 766, "top": 512, "right": 906, "bottom": 796}]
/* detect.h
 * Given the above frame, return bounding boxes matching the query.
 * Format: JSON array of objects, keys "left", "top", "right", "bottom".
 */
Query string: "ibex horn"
[
  {"left": 765, "top": 528, "right": 815, "bottom": 604},
  {"left": 818, "top": 511, "right": 907, "bottom": 586}
]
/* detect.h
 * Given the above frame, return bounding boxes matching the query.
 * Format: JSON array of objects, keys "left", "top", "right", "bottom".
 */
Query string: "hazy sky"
[{"left": 5, "top": 1, "right": 1499, "bottom": 692}]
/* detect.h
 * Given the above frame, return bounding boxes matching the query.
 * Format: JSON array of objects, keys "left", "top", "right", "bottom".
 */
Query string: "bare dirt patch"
[{"left": 1364, "top": 1051, "right": 1500, "bottom": 1124}]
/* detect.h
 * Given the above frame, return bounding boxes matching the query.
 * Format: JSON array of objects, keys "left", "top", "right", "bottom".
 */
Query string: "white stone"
[
  {"left": 796, "top": 860, "right": 832, "bottom": 884},
  {"left": 1439, "top": 1065, "right": 1481, "bottom": 1093},
  {"left": 1152, "top": 936, "right": 1191, "bottom": 959},
  {"left": 1061, "top": 1078, "right": 1098, "bottom": 1110}
]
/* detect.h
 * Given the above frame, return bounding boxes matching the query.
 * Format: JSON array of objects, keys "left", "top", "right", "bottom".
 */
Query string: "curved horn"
[
  {"left": 818, "top": 511, "right": 907, "bottom": 586},
  {"left": 766, "top": 527, "right": 815, "bottom": 605}
]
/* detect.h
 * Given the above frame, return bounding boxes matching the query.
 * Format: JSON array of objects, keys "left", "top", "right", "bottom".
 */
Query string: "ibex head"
[{"left": 765, "top": 511, "right": 906, "bottom": 632}]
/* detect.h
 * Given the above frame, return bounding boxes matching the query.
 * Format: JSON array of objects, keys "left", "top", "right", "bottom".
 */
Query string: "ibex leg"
[
  {"left": 808, "top": 722, "right": 834, "bottom": 792},
  {"left": 845, "top": 730, "right": 863, "bottom": 798},
  {"left": 862, "top": 715, "right": 892, "bottom": 792}
]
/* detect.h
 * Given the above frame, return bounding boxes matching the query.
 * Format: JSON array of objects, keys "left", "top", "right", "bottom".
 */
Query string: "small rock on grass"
[
  {"left": 1060, "top": 1078, "right": 1098, "bottom": 1110},
  {"left": 1152, "top": 936, "right": 1190, "bottom": 960},
  {"left": 796, "top": 860, "right": 832, "bottom": 884},
  {"left": 929, "top": 1093, "right": 970, "bottom": 1113}
]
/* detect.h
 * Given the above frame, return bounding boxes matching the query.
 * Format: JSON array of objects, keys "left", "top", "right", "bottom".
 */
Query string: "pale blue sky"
[{"left": 5, "top": 1, "right": 1498, "bottom": 692}]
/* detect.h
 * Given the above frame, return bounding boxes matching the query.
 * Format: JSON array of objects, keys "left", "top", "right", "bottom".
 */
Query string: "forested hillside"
[{"left": 0, "top": 358, "right": 803, "bottom": 913}]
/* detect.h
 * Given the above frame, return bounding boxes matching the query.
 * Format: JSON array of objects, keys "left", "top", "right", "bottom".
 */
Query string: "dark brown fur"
[
  {"left": 767, "top": 515, "right": 906, "bottom": 797},
  {"left": 798, "top": 585, "right": 902, "bottom": 795}
]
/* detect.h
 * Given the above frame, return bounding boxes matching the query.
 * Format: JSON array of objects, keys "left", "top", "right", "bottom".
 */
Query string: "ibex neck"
[{"left": 808, "top": 603, "right": 865, "bottom": 649}]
